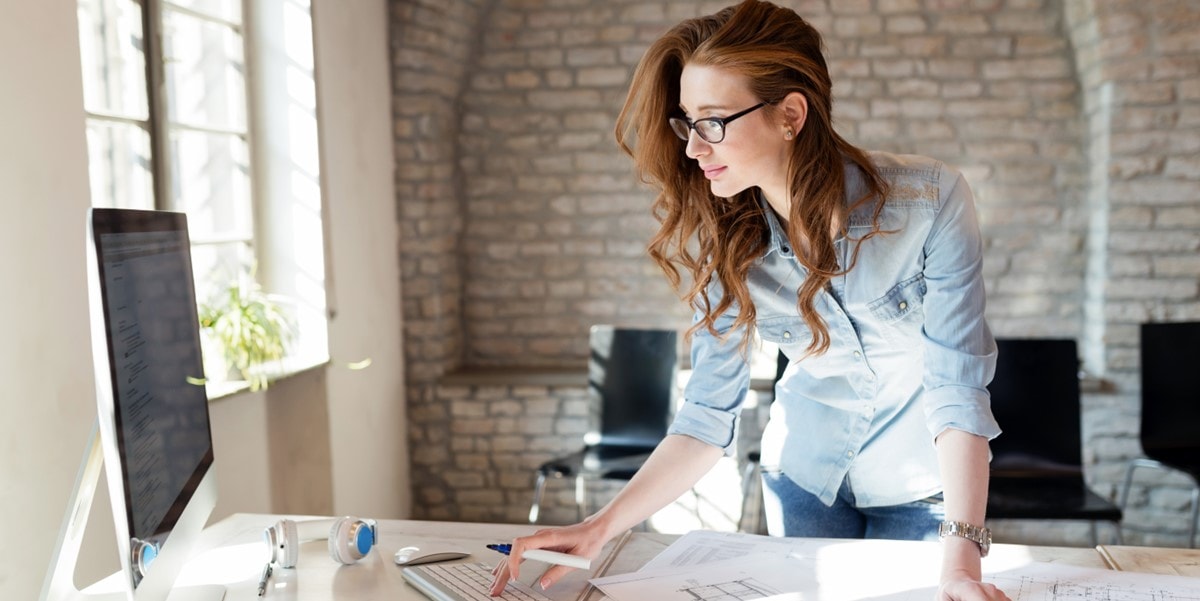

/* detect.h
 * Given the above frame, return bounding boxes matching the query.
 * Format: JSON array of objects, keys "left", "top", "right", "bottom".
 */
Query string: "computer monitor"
[{"left": 41, "top": 208, "right": 222, "bottom": 601}]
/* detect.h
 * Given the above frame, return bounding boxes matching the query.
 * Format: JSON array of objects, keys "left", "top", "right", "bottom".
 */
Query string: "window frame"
[{"left": 79, "top": 0, "right": 330, "bottom": 398}]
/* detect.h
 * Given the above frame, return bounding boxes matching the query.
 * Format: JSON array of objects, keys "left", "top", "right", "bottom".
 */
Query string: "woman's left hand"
[{"left": 937, "top": 574, "right": 1011, "bottom": 601}]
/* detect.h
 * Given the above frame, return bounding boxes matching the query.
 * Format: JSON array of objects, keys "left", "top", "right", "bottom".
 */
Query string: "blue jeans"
[{"left": 761, "top": 470, "right": 944, "bottom": 540}]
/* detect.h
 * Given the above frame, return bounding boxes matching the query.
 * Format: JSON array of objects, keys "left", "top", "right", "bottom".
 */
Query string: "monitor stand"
[{"left": 39, "top": 422, "right": 226, "bottom": 601}]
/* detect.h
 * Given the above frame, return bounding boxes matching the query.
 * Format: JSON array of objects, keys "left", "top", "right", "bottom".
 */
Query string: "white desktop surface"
[
  {"left": 93, "top": 513, "right": 1173, "bottom": 601},
  {"left": 144, "top": 513, "right": 599, "bottom": 600}
]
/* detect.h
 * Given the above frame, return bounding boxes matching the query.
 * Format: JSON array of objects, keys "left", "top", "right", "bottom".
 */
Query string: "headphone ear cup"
[
  {"left": 327, "top": 516, "right": 376, "bottom": 565},
  {"left": 266, "top": 519, "right": 299, "bottom": 568}
]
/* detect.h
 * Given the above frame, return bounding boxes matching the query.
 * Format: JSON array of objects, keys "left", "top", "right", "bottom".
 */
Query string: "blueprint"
[
  {"left": 985, "top": 562, "right": 1200, "bottom": 601},
  {"left": 591, "top": 531, "right": 1200, "bottom": 601}
]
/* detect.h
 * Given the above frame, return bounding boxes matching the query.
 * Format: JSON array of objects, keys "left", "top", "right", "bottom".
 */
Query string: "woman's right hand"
[
  {"left": 488, "top": 436, "right": 722, "bottom": 596},
  {"left": 488, "top": 519, "right": 611, "bottom": 597}
]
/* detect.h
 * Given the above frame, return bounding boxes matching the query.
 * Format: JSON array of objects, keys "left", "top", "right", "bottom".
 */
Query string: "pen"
[
  {"left": 486, "top": 544, "right": 592, "bottom": 570},
  {"left": 257, "top": 562, "right": 272, "bottom": 597}
]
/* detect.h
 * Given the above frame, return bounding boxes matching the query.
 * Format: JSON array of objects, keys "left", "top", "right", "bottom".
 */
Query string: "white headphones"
[{"left": 263, "top": 516, "right": 378, "bottom": 568}]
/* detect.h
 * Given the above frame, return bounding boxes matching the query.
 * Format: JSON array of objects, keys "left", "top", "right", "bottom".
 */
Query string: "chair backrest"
[
  {"left": 1140, "top": 322, "right": 1200, "bottom": 467},
  {"left": 588, "top": 325, "right": 678, "bottom": 448},
  {"left": 987, "top": 338, "right": 1083, "bottom": 476}
]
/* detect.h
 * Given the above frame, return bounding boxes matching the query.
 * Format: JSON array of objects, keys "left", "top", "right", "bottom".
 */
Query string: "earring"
[{"left": 784, "top": 129, "right": 794, "bottom": 140}]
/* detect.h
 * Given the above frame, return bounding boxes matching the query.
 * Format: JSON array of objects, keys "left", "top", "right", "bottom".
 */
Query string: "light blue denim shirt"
[{"left": 668, "top": 151, "right": 1002, "bottom": 508}]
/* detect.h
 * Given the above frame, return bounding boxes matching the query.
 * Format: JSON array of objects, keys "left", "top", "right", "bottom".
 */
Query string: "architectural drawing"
[
  {"left": 677, "top": 577, "right": 779, "bottom": 600},
  {"left": 990, "top": 572, "right": 1200, "bottom": 601}
]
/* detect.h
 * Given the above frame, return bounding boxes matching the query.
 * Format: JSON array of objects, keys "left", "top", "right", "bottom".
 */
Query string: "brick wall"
[
  {"left": 410, "top": 373, "right": 591, "bottom": 524},
  {"left": 1069, "top": 0, "right": 1200, "bottom": 547},
  {"left": 392, "top": 0, "right": 1200, "bottom": 545},
  {"left": 391, "top": 0, "right": 488, "bottom": 384}
]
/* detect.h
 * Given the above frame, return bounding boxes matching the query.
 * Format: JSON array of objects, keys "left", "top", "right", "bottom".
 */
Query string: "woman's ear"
[{"left": 780, "top": 91, "right": 808, "bottom": 138}]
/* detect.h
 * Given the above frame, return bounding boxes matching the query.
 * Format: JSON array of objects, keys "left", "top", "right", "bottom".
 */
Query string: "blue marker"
[{"left": 485, "top": 544, "right": 591, "bottom": 569}]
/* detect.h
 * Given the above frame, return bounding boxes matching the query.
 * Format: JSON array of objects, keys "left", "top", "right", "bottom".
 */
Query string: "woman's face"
[{"left": 677, "top": 64, "right": 792, "bottom": 205}]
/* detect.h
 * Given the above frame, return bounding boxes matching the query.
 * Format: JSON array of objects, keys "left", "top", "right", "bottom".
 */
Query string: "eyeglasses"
[{"left": 669, "top": 102, "right": 767, "bottom": 144}]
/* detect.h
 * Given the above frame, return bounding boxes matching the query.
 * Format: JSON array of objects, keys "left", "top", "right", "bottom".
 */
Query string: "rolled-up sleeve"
[
  {"left": 668, "top": 304, "right": 752, "bottom": 455},
  {"left": 921, "top": 167, "right": 1002, "bottom": 443}
]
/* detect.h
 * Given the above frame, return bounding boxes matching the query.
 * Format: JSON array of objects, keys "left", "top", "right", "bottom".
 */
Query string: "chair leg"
[
  {"left": 1189, "top": 484, "right": 1200, "bottom": 549},
  {"left": 737, "top": 459, "right": 762, "bottom": 533},
  {"left": 1120, "top": 458, "right": 1200, "bottom": 547},
  {"left": 529, "top": 472, "right": 547, "bottom": 524},
  {"left": 575, "top": 475, "right": 586, "bottom": 523},
  {"left": 1117, "top": 459, "right": 1152, "bottom": 544},
  {"left": 690, "top": 487, "right": 704, "bottom": 529},
  {"left": 1119, "top": 461, "right": 1138, "bottom": 513}
]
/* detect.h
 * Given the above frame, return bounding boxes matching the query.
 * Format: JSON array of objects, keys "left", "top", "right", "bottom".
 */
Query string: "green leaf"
[{"left": 198, "top": 273, "right": 296, "bottom": 391}]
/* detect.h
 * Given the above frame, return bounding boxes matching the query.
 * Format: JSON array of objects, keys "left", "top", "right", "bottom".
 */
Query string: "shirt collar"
[
  {"left": 757, "top": 191, "right": 793, "bottom": 258},
  {"left": 758, "top": 190, "right": 851, "bottom": 258}
]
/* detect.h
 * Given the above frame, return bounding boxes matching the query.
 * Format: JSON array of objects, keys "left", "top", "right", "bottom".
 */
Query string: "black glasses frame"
[{"left": 669, "top": 102, "right": 767, "bottom": 144}]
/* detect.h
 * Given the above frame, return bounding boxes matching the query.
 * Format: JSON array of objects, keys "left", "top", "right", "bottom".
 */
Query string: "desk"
[
  {"left": 177, "top": 514, "right": 597, "bottom": 600},
  {"left": 169, "top": 514, "right": 1187, "bottom": 600},
  {"left": 1098, "top": 544, "right": 1200, "bottom": 577}
]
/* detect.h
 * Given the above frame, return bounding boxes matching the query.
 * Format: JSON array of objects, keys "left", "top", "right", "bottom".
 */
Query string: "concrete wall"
[
  {"left": 1, "top": 0, "right": 405, "bottom": 598},
  {"left": 1, "top": 3, "right": 102, "bottom": 596}
]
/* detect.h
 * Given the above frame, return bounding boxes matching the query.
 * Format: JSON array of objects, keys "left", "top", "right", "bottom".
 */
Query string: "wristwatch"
[{"left": 938, "top": 520, "right": 991, "bottom": 557}]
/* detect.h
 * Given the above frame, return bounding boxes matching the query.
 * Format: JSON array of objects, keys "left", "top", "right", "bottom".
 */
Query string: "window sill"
[{"left": 205, "top": 351, "right": 330, "bottom": 402}]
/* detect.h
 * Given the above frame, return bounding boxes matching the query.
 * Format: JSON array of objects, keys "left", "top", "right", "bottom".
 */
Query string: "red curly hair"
[{"left": 615, "top": 0, "right": 891, "bottom": 356}]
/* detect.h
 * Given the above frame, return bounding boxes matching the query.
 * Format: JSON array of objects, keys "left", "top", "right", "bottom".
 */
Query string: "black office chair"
[
  {"left": 528, "top": 326, "right": 678, "bottom": 524},
  {"left": 1119, "top": 322, "right": 1200, "bottom": 548},
  {"left": 986, "top": 338, "right": 1122, "bottom": 545}
]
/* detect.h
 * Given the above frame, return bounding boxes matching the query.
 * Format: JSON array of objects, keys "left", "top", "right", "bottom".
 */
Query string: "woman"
[{"left": 491, "top": 2, "right": 1007, "bottom": 600}]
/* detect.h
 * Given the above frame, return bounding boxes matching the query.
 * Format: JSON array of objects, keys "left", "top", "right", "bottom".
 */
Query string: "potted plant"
[{"left": 199, "top": 275, "right": 296, "bottom": 391}]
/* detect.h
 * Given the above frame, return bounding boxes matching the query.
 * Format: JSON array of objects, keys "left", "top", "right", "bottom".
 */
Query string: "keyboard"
[{"left": 401, "top": 561, "right": 554, "bottom": 601}]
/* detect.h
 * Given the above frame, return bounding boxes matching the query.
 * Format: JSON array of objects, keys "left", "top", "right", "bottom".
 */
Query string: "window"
[{"left": 77, "top": 0, "right": 328, "bottom": 394}]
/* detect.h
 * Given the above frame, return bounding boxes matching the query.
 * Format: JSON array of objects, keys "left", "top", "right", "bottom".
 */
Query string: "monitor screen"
[{"left": 88, "top": 208, "right": 216, "bottom": 596}]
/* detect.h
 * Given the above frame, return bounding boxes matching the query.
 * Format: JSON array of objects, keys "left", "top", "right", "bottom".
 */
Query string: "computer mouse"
[{"left": 393, "top": 546, "right": 471, "bottom": 566}]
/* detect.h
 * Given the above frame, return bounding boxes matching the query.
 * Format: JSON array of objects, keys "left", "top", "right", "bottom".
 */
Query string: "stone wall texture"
[{"left": 391, "top": 0, "right": 1200, "bottom": 547}]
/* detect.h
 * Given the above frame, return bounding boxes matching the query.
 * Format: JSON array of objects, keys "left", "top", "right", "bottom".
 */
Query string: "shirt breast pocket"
[
  {"left": 756, "top": 317, "right": 813, "bottom": 354},
  {"left": 867, "top": 273, "right": 926, "bottom": 348}
]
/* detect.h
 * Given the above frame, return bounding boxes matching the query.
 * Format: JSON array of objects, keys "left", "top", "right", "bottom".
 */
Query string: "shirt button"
[
  {"left": 853, "top": 350, "right": 862, "bottom": 359},
  {"left": 783, "top": 331, "right": 792, "bottom": 339},
  {"left": 782, "top": 246, "right": 792, "bottom": 254},
  {"left": 846, "top": 450, "right": 855, "bottom": 459},
  {"left": 899, "top": 301, "right": 908, "bottom": 311}
]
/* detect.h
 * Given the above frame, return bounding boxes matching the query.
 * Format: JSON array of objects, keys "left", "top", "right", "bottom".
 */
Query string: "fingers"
[
  {"left": 507, "top": 538, "right": 528, "bottom": 581},
  {"left": 533, "top": 564, "right": 576, "bottom": 591},
  {"left": 488, "top": 524, "right": 605, "bottom": 595},
  {"left": 488, "top": 532, "right": 543, "bottom": 592},
  {"left": 937, "top": 579, "right": 1011, "bottom": 601},
  {"left": 488, "top": 557, "right": 514, "bottom": 597},
  {"left": 505, "top": 529, "right": 562, "bottom": 580},
  {"left": 977, "top": 582, "right": 1010, "bottom": 601},
  {"left": 493, "top": 560, "right": 576, "bottom": 593}
]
